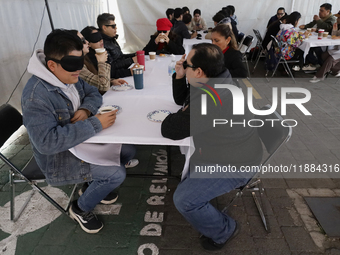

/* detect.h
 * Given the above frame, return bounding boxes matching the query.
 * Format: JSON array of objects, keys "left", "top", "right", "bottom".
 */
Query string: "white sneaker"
[
  {"left": 292, "top": 65, "right": 300, "bottom": 71},
  {"left": 125, "top": 159, "right": 139, "bottom": 168},
  {"left": 335, "top": 72, "right": 340, "bottom": 77},
  {"left": 302, "top": 64, "right": 317, "bottom": 71},
  {"left": 309, "top": 76, "right": 322, "bottom": 83}
]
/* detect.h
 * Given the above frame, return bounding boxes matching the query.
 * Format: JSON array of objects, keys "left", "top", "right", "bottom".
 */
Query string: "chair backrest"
[
  {"left": 255, "top": 104, "right": 292, "bottom": 165},
  {"left": 253, "top": 29, "right": 263, "bottom": 44},
  {"left": 240, "top": 35, "right": 254, "bottom": 55},
  {"left": 0, "top": 104, "right": 23, "bottom": 148}
]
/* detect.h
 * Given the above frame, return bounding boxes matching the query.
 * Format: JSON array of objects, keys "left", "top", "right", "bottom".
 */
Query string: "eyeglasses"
[
  {"left": 105, "top": 24, "right": 117, "bottom": 29},
  {"left": 277, "top": 12, "right": 285, "bottom": 16},
  {"left": 157, "top": 30, "right": 168, "bottom": 34},
  {"left": 46, "top": 55, "right": 84, "bottom": 72},
  {"left": 183, "top": 60, "right": 196, "bottom": 69},
  {"left": 80, "top": 37, "right": 87, "bottom": 44}
]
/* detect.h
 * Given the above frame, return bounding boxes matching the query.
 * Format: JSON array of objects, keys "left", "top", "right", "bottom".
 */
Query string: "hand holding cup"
[
  {"left": 95, "top": 50, "right": 108, "bottom": 63},
  {"left": 175, "top": 54, "right": 187, "bottom": 79},
  {"left": 96, "top": 109, "right": 118, "bottom": 129}
]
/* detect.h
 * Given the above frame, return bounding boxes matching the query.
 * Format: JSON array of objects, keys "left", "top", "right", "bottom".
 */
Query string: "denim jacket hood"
[{"left": 22, "top": 50, "right": 103, "bottom": 186}]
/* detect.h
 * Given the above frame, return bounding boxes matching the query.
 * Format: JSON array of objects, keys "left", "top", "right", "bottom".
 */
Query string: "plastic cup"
[
  {"left": 323, "top": 32, "right": 329, "bottom": 38},
  {"left": 307, "top": 28, "right": 312, "bottom": 32},
  {"left": 95, "top": 48, "right": 106, "bottom": 54},
  {"left": 149, "top": 52, "right": 156, "bottom": 60},
  {"left": 133, "top": 68, "right": 144, "bottom": 89},
  {"left": 318, "top": 29, "right": 324, "bottom": 39},
  {"left": 98, "top": 105, "right": 114, "bottom": 114}
]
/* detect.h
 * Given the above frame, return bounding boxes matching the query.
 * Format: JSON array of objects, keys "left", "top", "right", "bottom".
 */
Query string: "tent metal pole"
[{"left": 45, "top": 0, "right": 55, "bottom": 31}]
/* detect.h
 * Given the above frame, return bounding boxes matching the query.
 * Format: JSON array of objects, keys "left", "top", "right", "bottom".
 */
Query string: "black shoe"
[
  {"left": 78, "top": 183, "right": 118, "bottom": 205},
  {"left": 69, "top": 200, "right": 103, "bottom": 234},
  {"left": 200, "top": 221, "right": 240, "bottom": 251}
]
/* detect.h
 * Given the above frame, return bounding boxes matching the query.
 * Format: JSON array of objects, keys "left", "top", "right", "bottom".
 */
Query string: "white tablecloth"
[{"left": 299, "top": 34, "right": 340, "bottom": 59}]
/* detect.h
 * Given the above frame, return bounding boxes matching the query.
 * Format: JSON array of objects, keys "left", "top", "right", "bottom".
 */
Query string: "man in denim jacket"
[{"left": 21, "top": 29, "right": 135, "bottom": 234}]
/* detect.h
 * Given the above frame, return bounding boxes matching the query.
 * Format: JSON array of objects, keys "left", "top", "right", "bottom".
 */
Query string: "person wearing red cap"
[{"left": 143, "top": 18, "right": 185, "bottom": 55}]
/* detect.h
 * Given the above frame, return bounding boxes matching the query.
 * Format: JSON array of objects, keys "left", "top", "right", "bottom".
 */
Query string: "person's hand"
[
  {"left": 175, "top": 54, "right": 186, "bottom": 79},
  {"left": 95, "top": 109, "right": 118, "bottom": 129},
  {"left": 332, "top": 35, "right": 340, "bottom": 39},
  {"left": 163, "top": 34, "right": 170, "bottom": 43},
  {"left": 191, "top": 31, "right": 198, "bottom": 39},
  {"left": 132, "top": 56, "right": 138, "bottom": 63},
  {"left": 333, "top": 22, "right": 338, "bottom": 32},
  {"left": 313, "top": 15, "right": 320, "bottom": 21},
  {"left": 299, "top": 25, "right": 305, "bottom": 29},
  {"left": 198, "top": 24, "right": 203, "bottom": 30},
  {"left": 95, "top": 51, "right": 108, "bottom": 63},
  {"left": 155, "top": 33, "right": 164, "bottom": 44},
  {"left": 71, "top": 109, "right": 89, "bottom": 123},
  {"left": 111, "top": 78, "right": 127, "bottom": 85}
]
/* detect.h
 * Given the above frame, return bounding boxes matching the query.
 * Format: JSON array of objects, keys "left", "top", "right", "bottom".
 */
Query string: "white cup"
[
  {"left": 149, "top": 52, "right": 156, "bottom": 60},
  {"left": 95, "top": 48, "right": 106, "bottom": 54},
  {"left": 98, "top": 105, "right": 114, "bottom": 114}
]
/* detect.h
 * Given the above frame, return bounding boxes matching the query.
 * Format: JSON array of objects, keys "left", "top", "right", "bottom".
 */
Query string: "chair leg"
[
  {"left": 245, "top": 58, "right": 251, "bottom": 79},
  {"left": 9, "top": 171, "right": 15, "bottom": 221},
  {"left": 283, "top": 60, "right": 296, "bottom": 83},
  {"left": 252, "top": 50, "right": 264, "bottom": 73},
  {"left": 252, "top": 191, "right": 269, "bottom": 231},
  {"left": 266, "top": 61, "right": 280, "bottom": 82}
]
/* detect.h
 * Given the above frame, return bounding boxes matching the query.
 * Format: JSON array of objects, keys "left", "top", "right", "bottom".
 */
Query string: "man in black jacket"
[
  {"left": 97, "top": 13, "right": 138, "bottom": 78},
  {"left": 161, "top": 44, "right": 263, "bottom": 251}
]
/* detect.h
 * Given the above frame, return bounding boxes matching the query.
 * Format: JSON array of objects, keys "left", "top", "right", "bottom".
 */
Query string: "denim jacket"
[{"left": 22, "top": 75, "right": 103, "bottom": 186}]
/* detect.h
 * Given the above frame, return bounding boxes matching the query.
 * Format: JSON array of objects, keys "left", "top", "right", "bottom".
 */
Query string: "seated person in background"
[
  {"left": 216, "top": 9, "right": 239, "bottom": 39},
  {"left": 22, "top": 29, "right": 136, "bottom": 234},
  {"left": 69, "top": 28, "right": 126, "bottom": 94},
  {"left": 262, "top": 14, "right": 288, "bottom": 50},
  {"left": 182, "top": 6, "right": 190, "bottom": 15},
  {"left": 299, "top": 3, "right": 337, "bottom": 33},
  {"left": 310, "top": 17, "right": 340, "bottom": 83},
  {"left": 211, "top": 24, "right": 247, "bottom": 78},
  {"left": 267, "top": 7, "right": 286, "bottom": 28},
  {"left": 172, "top": 8, "right": 197, "bottom": 43},
  {"left": 143, "top": 18, "right": 185, "bottom": 55},
  {"left": 161, "top": 43, "right": 263, "bottom": 251},
  {"left": 183, "top": 13, "right": 193, "bottom": 30},
  {"left": 166, "top": 8, "right": 175, "bottom": 25},
  {"left": 276, "top": 12, "right": 309, "bottom": 71},
  {"left": 188, "top": 9, "right": 208, "bottom": 30},
  {"left": 97, "top": 13, "right": 138, "bottom": 78},
  {"left": 227, "top": 5, "right": 238, "bottom": 25}
]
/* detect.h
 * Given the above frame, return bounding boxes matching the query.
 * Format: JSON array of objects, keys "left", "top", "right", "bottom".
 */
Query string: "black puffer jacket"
[{"left": 101, "top": 32, "right": 135, "bottom": 78}]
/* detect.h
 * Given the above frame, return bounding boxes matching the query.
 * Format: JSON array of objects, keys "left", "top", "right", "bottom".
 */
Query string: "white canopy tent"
[{"left": 1, "top": 0, "right": 339, "bottom": 110}]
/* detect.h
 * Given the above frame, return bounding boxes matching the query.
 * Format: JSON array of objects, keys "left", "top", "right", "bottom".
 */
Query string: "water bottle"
[{"left": 168, "top": 54, "right": 176, "bottom": 76}]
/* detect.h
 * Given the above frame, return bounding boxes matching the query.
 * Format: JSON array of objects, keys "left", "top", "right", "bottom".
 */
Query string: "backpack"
[{"left": 265, "top": 45, "right": 279, "bottom": 71}]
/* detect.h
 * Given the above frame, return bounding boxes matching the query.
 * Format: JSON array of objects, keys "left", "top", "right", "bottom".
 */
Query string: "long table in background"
[{"left": 299, "top": 33, "right": 340, "bottom": 59}]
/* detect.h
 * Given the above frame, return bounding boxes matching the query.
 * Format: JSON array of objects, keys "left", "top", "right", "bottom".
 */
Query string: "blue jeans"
[
  {"left": 78, "top": 144, "right": 135, "bottom": 212},
  {"left": 173, "top": 168, "right": 251, "bottom": 244}
]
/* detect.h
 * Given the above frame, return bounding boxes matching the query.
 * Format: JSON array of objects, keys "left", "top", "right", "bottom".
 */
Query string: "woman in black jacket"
[
  {"left": 143, "top": 18, "right": 184, "bottom": 55},
  {"left": 211, "top": 24, "right": 247, "bottom": 78}
]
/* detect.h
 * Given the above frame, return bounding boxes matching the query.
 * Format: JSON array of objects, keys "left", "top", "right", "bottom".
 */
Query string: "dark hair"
[
  {"left": 182, "top": 6, "right": 190, "bottom": 14},
  {"left": 174, "top": 8, "right": 183, "bottom": 19},
  {"left": 226, "top": 5, "right": 235, "bottom": 15},
  {"left": 285, "top": 11, "right": 301, "bottom": 26},
  {"left": 320, "top": 3, "right": 332, "bottom": 11},
  {"left": 69, "top": 29, "right": 78, "bottom": 36},
  {"left": 213, "top": 12, "right": 226, "bottom": 23},
  {"left": 183, "top": 13, "right": 192, "bottom": 24},
  {"left": 211, "top": 24, "right": 238, "bottom": 50},
  {"left": 277, "top": 7, "right": 285, "bottom": 12},
  {"left": 221, "top": 7, "right": 231, "bottom": 17},
  {"left": 81, "top": 26, "right": 98, "bottom": 41},
  {"left": 166, "top": 8, "right": 174, "bottom": 19},
  {"left": 191, "top": 43, "right": 226, "bottom": 77},
  {"left": 280, "top": 13, "right": 289, "bottom": 21},
  {"left": 193, "top": 9, "right": 201, "bottom": 16},
  {"left": 97, "top": 13, "right": 115, "bottom": 31},
  {"left": 44, "top": 29, "right": 83, "bottom": 60}
]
